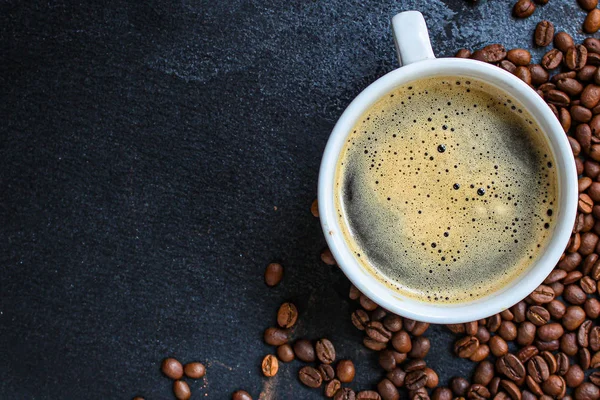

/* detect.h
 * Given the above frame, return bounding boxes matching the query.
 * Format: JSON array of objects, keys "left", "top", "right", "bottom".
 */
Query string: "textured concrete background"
[{"left": 0, "top": 0, "right": 593, "bottom": 398}]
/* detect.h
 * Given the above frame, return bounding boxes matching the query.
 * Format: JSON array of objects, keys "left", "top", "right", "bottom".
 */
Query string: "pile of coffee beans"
[{"left": 509, "top": 0, "right": 600, "bottom": 34}]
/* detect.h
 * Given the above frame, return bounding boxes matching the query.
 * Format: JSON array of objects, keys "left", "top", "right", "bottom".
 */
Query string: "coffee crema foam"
[{"left": 335, "top": 77, "right": 558, "bottom": 304}]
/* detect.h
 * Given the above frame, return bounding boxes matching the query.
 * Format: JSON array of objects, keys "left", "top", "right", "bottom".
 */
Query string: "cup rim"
[{"left": 318, "top": 58, "right": 578, "bottom": 323}]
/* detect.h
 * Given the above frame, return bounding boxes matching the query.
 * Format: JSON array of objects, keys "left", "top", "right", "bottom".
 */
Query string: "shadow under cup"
[{"left": 319, "top": 60, "right": 577, "bottom": 323}]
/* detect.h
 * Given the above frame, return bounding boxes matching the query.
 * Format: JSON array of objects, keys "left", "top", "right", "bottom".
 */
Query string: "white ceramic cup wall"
[{"left": 318, "top": 11, "right": 578, "bottom": 323}]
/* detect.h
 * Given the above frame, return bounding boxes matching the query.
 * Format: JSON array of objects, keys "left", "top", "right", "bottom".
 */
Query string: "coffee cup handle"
[{"left": 392, "top": 11, "right": 436, "bottom": 67}]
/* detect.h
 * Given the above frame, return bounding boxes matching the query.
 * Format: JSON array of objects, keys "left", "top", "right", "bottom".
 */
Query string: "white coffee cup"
[{"left": 318, "top": 11, "right": 578, "bottom": 323}]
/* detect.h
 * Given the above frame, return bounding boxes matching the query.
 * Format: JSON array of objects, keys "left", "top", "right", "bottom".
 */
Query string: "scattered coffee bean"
[
  {"left": 406, "top": 370, "right": 428, "bottom": 390},
  {"left": 325, "top": 379, "right": 342, "bottom": 398},
  {"left": 232, "top": 390, "right": 253, "bottom": 400},
  {"left": 335, "top": 388, "right": 356, "bottom": 400},
  {"left": 277, "top": 302, "right": 298, "bottom": 328},
  {"left": 337, "top": 360, "right": 356, "bottom": 383},
  {"left": 357, "top": 391, "right": 381, "bottom": 400},
  {"left": 409, "top": 337, "right": 431, "bottom": 359},
  {"left": 386, "top": 368, "right": 406, "bottom": 387},
  {"left": 277, "top": 344, "right": 295, "bottom": 362},
  {"left": 294, "top": 339, "right": 315, "bottom": 362},
  {"left": 261, "top": 354, "right": 278, "bottom": 377},
  {"left": 378, "top": 350, "right": 397, "bottom": 372},
  {"left": 183, "top": 362, "right": 206, "bottom": 379},
  {"left": 264, "top": 327, "right": 289, "bottom": 346},
  {"left": 161, "top": 358, "right": 184, "bottom": 380},
  {"left": 299, "top": 366, "right": 323, "bottom": 388},
  {"left": 535, "top": 21, "right": 554, "bottom": 47},
  {"left": 585, "top": 9, "right": 600, "bottom": 34},
  {"left": 264, "top": 263, "right": 283, "bottom": 286},
  {"left": 451, "top": 377, "right": 470, "bottom": 396},
  {"left": 173, "top": 380, "right": 191, "bottom": 400},
  {"left": 497, "top": 354, "right": 526, "bottom": 381},
  {"left": 513, "top": 0, "right": 535, "bottom": 18},
  {"left": 378, "top": 378, "right": 400, "bottom": 400}
]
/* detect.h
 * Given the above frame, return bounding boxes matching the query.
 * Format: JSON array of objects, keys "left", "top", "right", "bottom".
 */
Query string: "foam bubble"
[{"left": 334, "top": 77, "right": 558, "bottom": 304}]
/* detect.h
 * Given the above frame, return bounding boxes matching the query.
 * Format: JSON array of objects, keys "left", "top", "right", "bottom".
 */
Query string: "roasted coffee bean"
[
  {"left": 500, "top": 60, "right": 517, "bottom": 73},
  {"left": 591, "top": 53, "right": 600, "bottom": 66},
  {"left": 522, "top": 391, "right": 536, "bottom": 400},
  {"left": 558, "top": 78, "right": 584, "bottom": 96},
  {"left": 535, "top": 339, "right": 560, "bottom": 351},
  {"left": 569, "top": 136, "right": 581, "bottom": 155},
  {"left": 467, "top": 384, "right": 490, "bottom": 399},
  {"left": 321, "top": 248, "right": 336, "bottom": 265},
  {"left": 475, "top": 326, "right": 490, "bottom": 344},
  {"left": 465, "top": 321, "right": 478, "bottom": 336},
  {"left": 337, "top": 360, "right": 355, "bottom": 383},
  {"left": 553, "top": 71, "right": 578, "bottom": 82},
  {"left": 352, "top": 309, "right": 370, "bottom": 331},
  {"left": 360, "top": 294, "right": 378, "bottom": 311},
  {"left": 584, "top": 298, "right": 600, "bottom": 318},
  {"left": 527, "top": 306, "right": 550, "bottom": 326},
  {"left": 581, "top": 176, "right": 593, "bottom": 192},
  {"left": 471, "top": 50, "right": 487, "bottom": 62},
  {"left": 411, "top": 321, "right": 429, "bottom": 336},
  {"left": 319, "top": 364, "right": 335, "bottom": 382},
  {"left": 446, "top": 324, "right": 466, "bottom": 334},
  {"left": 349, "top": 285, "right": 360, "bottom": 300},
  {"left": 535, "top": 21, "right": 554, "bottom": 47},
  {"left": 582, "top": 275, "right": 597, "bottom": 293},
  {"left": 582, "top": 84, "right": 600, "bottom": 109},
  {"left": 183, "top": 362, "right": 206, "bottom": 379},
  {"left": 391, "top": 330, "right": 412, "bottom": 353},
  {"left": 325, "top": 379, "right": 342, "bottom": 398},
  {"left": 363, "top": 337, "right": 387, "bottom": 351},
  {"left": 262, "top": 354, "right": 278, "bottom": 377},
  {"left": 507, "top": 49, "right": 531, "bottom": 66},
  {"left": 387, "top": 368, "right": 406, "bottom": 387},
  {"left": 451, "top": 377, "right": 470, "bottom": 396},
  {"left": 575, "top": 382, "right": 600, "bottom": 400},
  {"left": 378, "top": 350, "right": 397, "bottom": 372},
  {"left": 264, "top": 262, "right": 283, "bottom": 287},
  {"left": 485, "top": 316, "right": 500, "bottom": 335},
  {"left": 537, "top": 323, "right": 564, "bottom": 341},
  {"left": 529, "top": 285, "right": 555, "bottom": 303},
  {"left": 585, "top": 9, "right": 600, "bottom": 34},
  {"left": 593, "top": 350, "right": 600, "bottom": 368},
  {"left": 561, "top": 332, "right": 579, "bottom": 356},
  {"left": 526, "top": 376, "right": 544, "bottom": 396},
  {"left": 409, "top": 337, "right": 431, "bottom": 359},
  {"left": 335, "top": 388, "right": 356, "bottom": 400},
  {"left": 555, "top": 32, "right": 575, "bottom": 53},
  {"left": 424, "top": 368, "right": 439, "bottom": 388},
  {"left": 299, "top": 366, "right": 323, "bottom": 388},
  {"left": 455, "top": 336, "right": 479, "bottom": 358},
  {"left": 500, "top": 380, "right": 521, "bottom": 400},
  {"left": 311, "top": 198, "right": 319, "bottom": 217},
  {"left": 474, "top": 360, "right": 495, "bottom": 386},
  {"left": 482, "top": 44, "right": 507, "bottom": 63},
  {"left": 555, "top": 352, "right": 569, "bottom": 376},
  {"left": 409, "top": 387, "right": 430, "bottom": 400},
  {"left": 497, "top": 354, "right": 526, "bottom": 381},
  {"left": 550, "top": 281, "right": 565, "bottom": 296},
  {"left": 566, "top": 45, "right": 589, "bottom": 70},
  {"left": 516, "top": 345, "right": 538, "bottom": 363},
  {"left": 294, "top": 339, "right": 315, "bottom": 362},
  {"left": 432, "top": 388, "right": 453, "bottom": 400},
  {"left": 404, "top": 318, "right": 417, "bottom": 332},
  {"left": 540, "top": 49, "right": 564, "bottom": 70},
  {"left": 316, "top": 339, "right": 336, "bottom": 364},
  {"left": 161, "top": 358, "right": 184, "bottom": 380},
  {"left": 539, "top": 351, "right": 557, "bottom": 375},
  {"left": 565, "top": 271, "right": 584, "bottom": 285},
  {"left": 579, "top": 194, "right": 594, "bottom": 214},
  {"left": 383, "top": 314, "right": 403, "bottom": 332},
  {"left": 512, "top": 302, "right": 527, "bottom": 323},
  {"left": 591, "top": 371, "right": 600, "bottom": 385},
  {"left": 542, "top": 375, "right": 565, "bottom": 397},
  {"left": 578, "top": 320, "right": 592, "bottom": 348},
  {"left": 568, "top": 233, "right": 581, "bottom": 253},
  {"left": 392, "top": 351, "right": 407, "bottom": 364},
  {"left": 585, "top": 160, "right": 600, "bottom": 178},
  {"left": 173, "top": 380, "right": 191, "bottom": 400},
  {"left": 580, "top": 347, "right": 592, "bottom": 369},
  {"left": 580, "top": 65, "right": 598, "bottom": 82},
  {"left": 564, "top": 364, "right": 584, "bottom": 388},
  {"left": 498, "top": 321, "right": 517, "bottom": 341},
  {"left": 545, "top": 269, "right": 567, "bottom": 284},
  {"left": 593, "top": 260, "right": 600, "bottom": 279},
  {"left": 404, "top": 359, "right": 427, "bottom": 372},
  {"left": 576, "top": 158, "right": 585, "bottom": 175},
  {"left": 469, "top": 344, "right": 490, "bottom": 362},
  {"left": 489, "top": 377, "right": 502, "bottom": 396},
  {"left": 366, "top": 321, "right": 392, "bottom": 343},
  {"left": 277, "top": 303, "right": 298, "bottom": 329},
  {"left": 572, "top": 105, "right": 593, "bottom": 123},
  {"left": 565, "top": 284, "right": 587, "bottom": 305},
  {"left": 490, "top": 336, "right": 509, "bottom": 357},
  {"left": 232, "top": 390, "right": 253, "bottom": 400},
  {"left": 578, "top": 0, "right": 598, "bottom": 11},
  {"left": 586, "top": 38, "right": 600, "bottom": 55},
  {"left": 515, "top": 66, "right": 532, "bottom": 84},
  {"left": 378, "top": 379, "right": 400, "bottom": 400},
  {"left": 527, "top": 356, "right": 550, "bottom": 383},
  {"left": 406, "top": 370, "right": 428, "bottom": 391},
  {"left": 545, "top": 89, "right": 570, "bottom": 106},
  {"left": 357, "top": 391, "right": 381, "bottom": 400},
  {"left": 264, "top": 327, "right": 289, "bottom": 346},
  {"left": 513, "top": 0, "right": 535, "bottom": 18},
  {"left": 591, "top": 326, "right": 600, "bottom": 351},
  {"left": 456, "top": 49, "right": 472, "bottom": 58},
  {"left": 370, "top": 307, "right": 387, "bottom": 322},
  {"left": 547, "top": 300, "right": 567, "bottom": 319}
]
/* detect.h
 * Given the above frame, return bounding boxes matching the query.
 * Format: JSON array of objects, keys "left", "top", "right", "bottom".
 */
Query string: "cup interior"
[{"left": 318, "top": 58, "right": 577, "bottom": 323}]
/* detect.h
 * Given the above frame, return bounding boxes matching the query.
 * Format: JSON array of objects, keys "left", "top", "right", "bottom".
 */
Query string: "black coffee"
[{"left": 335, "top": 77, "right": 558, "bottom": 304}]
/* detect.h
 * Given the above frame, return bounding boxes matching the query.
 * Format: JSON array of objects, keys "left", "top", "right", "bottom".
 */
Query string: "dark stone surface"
[{"left": 0, "top": 0, "right": 592, "bottom": 398}]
